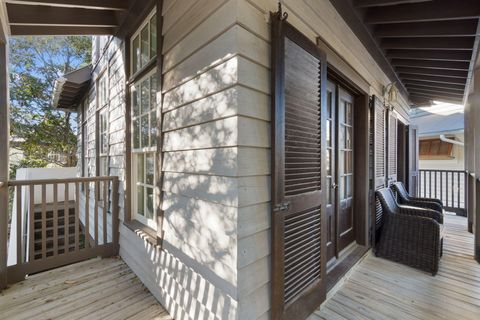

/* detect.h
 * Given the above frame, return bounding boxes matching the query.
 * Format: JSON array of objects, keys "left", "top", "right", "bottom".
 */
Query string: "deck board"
[
  {"left": 0, "top": 257, "right": 171, "bottom": 320},
  {"left": 312, "top": 214, "right": 480, "bottom": 320}
]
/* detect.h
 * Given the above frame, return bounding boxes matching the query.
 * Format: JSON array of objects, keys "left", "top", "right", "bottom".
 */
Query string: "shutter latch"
[{"left": 274, "top": 202, "right": 290, "bottom": 212}]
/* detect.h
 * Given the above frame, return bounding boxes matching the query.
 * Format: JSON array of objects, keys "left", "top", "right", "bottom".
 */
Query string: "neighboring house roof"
[
  {"left": 411, "top": 103, "right": 464, "bottom": 137},
  {"left": 52, "top": 65, "right": 92, "bottom": 112}
]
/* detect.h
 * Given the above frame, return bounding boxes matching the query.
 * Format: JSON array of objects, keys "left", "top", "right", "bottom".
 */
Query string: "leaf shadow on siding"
[{"left": 139, "top": 65, "right": 241, "bottom": 320}]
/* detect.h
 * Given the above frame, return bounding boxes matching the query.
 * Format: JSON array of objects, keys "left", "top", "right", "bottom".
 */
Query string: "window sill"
[{"left": 123, "top": 219, "right": 162, "bottom": 248}]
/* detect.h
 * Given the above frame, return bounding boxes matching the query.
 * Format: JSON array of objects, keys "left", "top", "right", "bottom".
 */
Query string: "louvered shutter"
[
  {"left": 408, "top": 126, "right": 419, "bottom": 196},
  {"left": 371, "top": 96, "right": 387, "bottom": 241},
  {"left": 271, "top": 13, "right": 327, "bottom": 320},
  {"left": 373, "top": 96, "right": 386, "bottom": 189},
  {"left": 387, "top": 112, "right": 398, "bottom": 185}
]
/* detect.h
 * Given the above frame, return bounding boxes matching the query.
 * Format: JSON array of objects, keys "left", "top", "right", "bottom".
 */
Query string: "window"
[
  {"left": 99, "top": 109, "right": 108, "bottom": 177},
  {"left": 129, "top": 8, "right": 158, "bottom": 229},
  {"left": 96, "top": 72, "right": 109, "bottom": 203},
  {"left": 419, "top": 138, "right": 454, "bottom": 160},
  {"left": 131, "top": 10, "right": 157, "bottom": 75},
  {"left": 98, "top": 73, "right": 108, "bottom": 108},
  {"left": 86, "top": 92, "right": 96, "bottom": 178},
  {"left": 81, "top": 100, "right": 87, "bottom": 178},
  {"left": 131, "top": 70, "right": 157, "bottom": 228},
  {"left": 80, "top": 99, "right": 88, "bottom": 191}
]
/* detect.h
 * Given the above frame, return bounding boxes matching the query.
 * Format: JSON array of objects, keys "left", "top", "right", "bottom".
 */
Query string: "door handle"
[{"left": 332, "top": 183, "right": 338, "bottom": 189}]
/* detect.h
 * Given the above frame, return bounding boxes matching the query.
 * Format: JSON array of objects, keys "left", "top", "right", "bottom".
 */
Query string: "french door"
[{"left": 326, "top": 81, "right": 355, "bottom": 262}]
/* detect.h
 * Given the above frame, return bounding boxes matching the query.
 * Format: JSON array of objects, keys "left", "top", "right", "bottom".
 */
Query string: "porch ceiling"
[
  {"left": 2, "top": 0, "right": 130, "bottom": 35},
  {"left": 330, "top": 0, "right": 480, "bottom": 107}
]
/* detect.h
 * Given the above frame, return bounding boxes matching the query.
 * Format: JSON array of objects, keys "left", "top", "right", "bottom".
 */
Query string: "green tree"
[{"left": 9, "top": 36, "right": 92, "bottom": 174}]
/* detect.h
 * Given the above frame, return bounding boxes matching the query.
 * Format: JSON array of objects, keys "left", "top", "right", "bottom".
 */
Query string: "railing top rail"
[
  {"left": 419, "top": 169, "right": 466, "bottom": 173},
  {"left": 7, "top": 176, "right": 119, "bottom": 186}
]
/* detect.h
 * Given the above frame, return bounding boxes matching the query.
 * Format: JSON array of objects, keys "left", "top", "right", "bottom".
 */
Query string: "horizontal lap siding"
[{"left": 118, "top": 1, "right": 270, "bottom": 319}]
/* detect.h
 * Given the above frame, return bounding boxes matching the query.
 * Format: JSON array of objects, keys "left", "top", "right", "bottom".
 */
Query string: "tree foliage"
[{"left": 9, "top": 36, "right": 92, "bottom": 173}]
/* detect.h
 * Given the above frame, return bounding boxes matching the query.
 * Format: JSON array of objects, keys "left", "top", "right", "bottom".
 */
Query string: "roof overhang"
[
  {"left": 329, "top": 0, "right": 480, "bottom": 107},
  {"left": 1, "top": 0, "right": 130, "bottom": 35},
  {"left": 52, "top": 64, "right": 91, "bottom": 112}
]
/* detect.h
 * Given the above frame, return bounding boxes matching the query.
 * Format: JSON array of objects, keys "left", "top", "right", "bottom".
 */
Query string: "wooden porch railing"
[
  {"left": 1, "top": 176, "right": 119, "bottom": 286},
  {"left": 419, "top": 169, "right": 466, "bottom": 216}
]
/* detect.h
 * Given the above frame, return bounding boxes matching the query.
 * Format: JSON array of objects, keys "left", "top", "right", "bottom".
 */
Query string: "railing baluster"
[
  {"left": 53, "top": 183, "right": 58, "bottom": 256},
  {"left": 440, "top": 171, "right": 443, "bottom": 205},
  {"left": 434, "top": 171, "right": 438, "bottom": 198},
  {"left": 457, "top": 172, "right": 461, "bottom": 209},
  {"left": 94, "top": 180, "right": 99, "bottom": 247},
  {"left": 420, "top": 171, "right": 422, "bottom": 196},
  {"left": 103, "top": 180, "right": 107, "bottom": 245},
  {"left": 421, "top": 171, "right": 424, "bottom": 197},
  {"left": 29, "top": 185, "right": 34, "bottom": 262},
  {"left": 428, "top": 170, "right": 432, "bottom": 198},
  {"left": 423, "top": 170, "right": 426, "bottom": 197},
  {"left": 85, "top": 181, "right": 90, "bottom": 249},
  {"left": 75, "top": 182, "right": 80, "bottom": 252},
  {"left": 41, "top": 184, "right": 46, "bottom": 259},
  {"left": 112, "top": 178, "right": 119, "bottom": 255},
  {"left": 445, "top": 172, "right": 449, "bottom": 207},
  {"left": 64, "top": 183, "right": 69, "bottom": 254},
  {"left": 450, "top": 172, "right": 454, "bottom": 209},
  {"left": 16, "top": 185, "right": 22, "bottom": 265}
]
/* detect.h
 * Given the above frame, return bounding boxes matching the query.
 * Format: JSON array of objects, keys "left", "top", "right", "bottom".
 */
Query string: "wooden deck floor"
[
  {"left": 311, "top": 214, "right": 480, "bottom": 320},
  {"left": 0, "top": 257, "right": 171, "bottom": 320}
]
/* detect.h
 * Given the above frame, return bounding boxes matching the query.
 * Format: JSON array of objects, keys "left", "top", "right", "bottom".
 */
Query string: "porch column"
[
  {"left": 0, "top": 41, "right": 9, "bottom": 289},
  {"left": 473, "top": 65, "right": 480, "bottom": 263}
]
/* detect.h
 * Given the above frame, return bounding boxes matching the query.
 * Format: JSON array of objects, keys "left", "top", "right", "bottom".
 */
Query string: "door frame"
[
  {"left": 326, "top": 80, "right": 337, "bottom": 263},
  {"left": 323, "top": 68, "right": 370, "bottom": 289},
  {"left": 337, "top": 86, "right": 356, "bottom": 253},
  {"left": 327, "top": 68, "right": 370, "bottom": 248},
  {"left": 326, "top": 82, "right": 361, "bottom": 264}
]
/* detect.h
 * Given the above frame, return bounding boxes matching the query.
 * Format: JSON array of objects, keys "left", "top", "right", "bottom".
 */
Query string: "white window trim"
[
  {"left": 132, "top": 153, "right": 157, "bottom": 229},
  {"left": 130, "top": 8, "right": 157, "bottom": 76},
  {"left": 96, "top": 70, "right": 109, "bottom": 177},
  {"left": 130, "top": 67, "right": 158, "bottom": 229}
]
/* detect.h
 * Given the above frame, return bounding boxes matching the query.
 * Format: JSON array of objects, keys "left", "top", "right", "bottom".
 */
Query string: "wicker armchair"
[
  {"left": 391, "top": 182, "right": 444, "bottom": 223},
  {"left": 375, "top": 188, "right": 444, "bottom": 275}
]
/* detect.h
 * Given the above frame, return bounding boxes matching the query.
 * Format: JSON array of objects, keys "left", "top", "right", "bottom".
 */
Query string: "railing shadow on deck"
[{"left": 1, "top": 176, "right": 119, "bottom": 287}]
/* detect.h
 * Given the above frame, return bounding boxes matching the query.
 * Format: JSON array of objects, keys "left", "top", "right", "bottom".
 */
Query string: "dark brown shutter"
[
  {"left": 373, "top": 96, "right": 386, "bottom": 189},
  {"left": 371, "top": 96, "right": 387, "bottom": 242},
  {"left": 407, "top": 125, "right": 419, "bottom": 196},
  {"left": 387, "top": 112, "right": 398, "bottom": 185},
  {"left": 271, "top": 12, "right": 327, "bottom": 320}
]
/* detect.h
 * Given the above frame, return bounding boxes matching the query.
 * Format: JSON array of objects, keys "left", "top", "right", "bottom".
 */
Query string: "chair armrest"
[
  {"left": 398, "top": 205, "right": 443, "bottom": 224},
  {"left": 410, "top": 197, "right": 443, "bottom": 208},
  {"left": 402, "top": 199, "right": 443, "bottom": 214},
  {"left": 386, "top": 214, "right": 441, "bottom": 241}
]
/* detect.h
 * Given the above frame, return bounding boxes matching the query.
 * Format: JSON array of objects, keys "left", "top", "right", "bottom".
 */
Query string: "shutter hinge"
[{"left": 273, "top": 202, "right": 290, "bottom": 212}]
